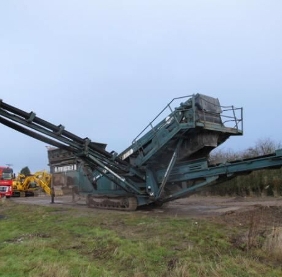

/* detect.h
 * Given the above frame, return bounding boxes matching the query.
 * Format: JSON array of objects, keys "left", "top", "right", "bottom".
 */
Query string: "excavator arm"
[{"left": 12, "top": 170, "right": 52, "bottom": 196}]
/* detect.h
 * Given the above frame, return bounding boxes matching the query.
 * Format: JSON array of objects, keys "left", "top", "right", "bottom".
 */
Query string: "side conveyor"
[{"left": 157, "top": 149, "right": 282, "bottom": 202}]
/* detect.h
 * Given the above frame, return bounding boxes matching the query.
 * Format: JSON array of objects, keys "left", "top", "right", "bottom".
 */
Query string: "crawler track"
[{"left": 86, "top": 195, "right": 138, "bottom": 211}]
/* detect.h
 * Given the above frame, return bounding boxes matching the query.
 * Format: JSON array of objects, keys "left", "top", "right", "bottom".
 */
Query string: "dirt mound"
[
  {"left": 217, "top": 205, "right": 282, "bottom": 260},
  {"left": 220, "top": 205, "right": 282, "bottom": 228}
]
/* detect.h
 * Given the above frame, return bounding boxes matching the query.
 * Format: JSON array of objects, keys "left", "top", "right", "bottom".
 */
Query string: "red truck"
[{"left": 0, "top": 166, "right": 14, "bottom": 198}]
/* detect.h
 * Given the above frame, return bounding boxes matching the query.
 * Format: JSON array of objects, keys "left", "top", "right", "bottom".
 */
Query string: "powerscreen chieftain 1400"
[{"left": 1, "top": 94, "right": 282, "bottom": 210}]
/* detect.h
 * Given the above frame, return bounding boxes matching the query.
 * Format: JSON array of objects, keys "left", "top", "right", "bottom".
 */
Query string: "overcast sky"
[{"left": 0, "top": 0, "right": 281, "bottom": 173}]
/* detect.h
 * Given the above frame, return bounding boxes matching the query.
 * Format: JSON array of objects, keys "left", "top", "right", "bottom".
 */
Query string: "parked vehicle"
[{"left": 0, "top": 166, "right": 14, "bottom": 197}]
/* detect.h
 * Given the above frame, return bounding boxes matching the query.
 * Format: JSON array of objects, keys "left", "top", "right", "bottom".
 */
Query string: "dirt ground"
[
  {"left": 9, "top": 194, "right": 282, "bottom": 228},
  {"left": 8, "top": 194, "right": 282, "bottom": 264}
]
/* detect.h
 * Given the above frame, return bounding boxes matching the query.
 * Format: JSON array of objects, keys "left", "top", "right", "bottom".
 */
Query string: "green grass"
[{"left": 0, "top": 200, "right": 281, "bottom": 277}]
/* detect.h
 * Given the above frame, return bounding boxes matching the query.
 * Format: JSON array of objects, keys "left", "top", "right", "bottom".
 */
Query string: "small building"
[{"left": 47, "top": 141, "right": 107, "bottom": 195}]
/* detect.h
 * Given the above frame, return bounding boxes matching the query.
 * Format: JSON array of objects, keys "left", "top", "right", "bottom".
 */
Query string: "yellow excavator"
[{"left": 12, "top": 171, "right": 51, "bottom": 197}]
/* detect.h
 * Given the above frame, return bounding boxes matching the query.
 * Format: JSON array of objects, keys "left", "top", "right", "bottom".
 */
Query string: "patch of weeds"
[{"left": 1, "top": 202, "right": 282, "bottom": 277}]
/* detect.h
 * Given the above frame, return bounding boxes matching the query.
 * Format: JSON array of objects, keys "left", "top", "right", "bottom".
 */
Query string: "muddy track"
[{"left": 9, "top": 194, "right": 282, "bottom": 220}]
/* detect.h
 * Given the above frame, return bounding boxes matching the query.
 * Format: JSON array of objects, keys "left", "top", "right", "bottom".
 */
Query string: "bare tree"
[
  {"left": 209, "top": 138, "right": 281, "bottom": 162},
  {"left": 209, "top": 148, "right": 241, "bottom": 164},
  {"left": 242, "top": 138, "right": 281, "bottom": 158}
]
